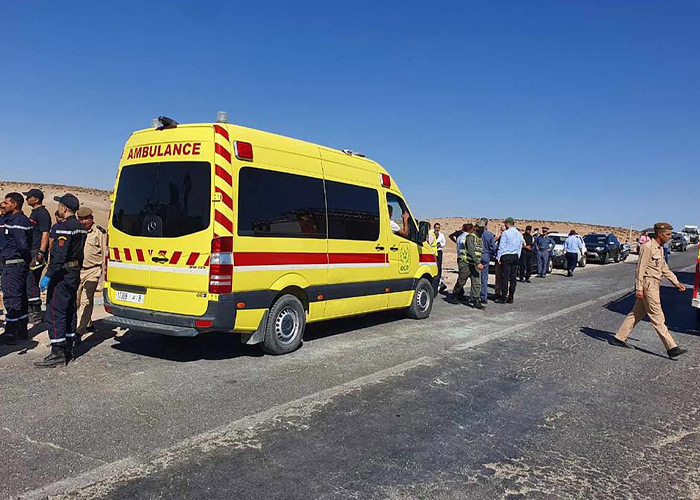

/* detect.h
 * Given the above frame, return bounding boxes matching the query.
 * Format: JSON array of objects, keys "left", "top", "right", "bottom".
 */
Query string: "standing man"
[
  {"left": 496, "top": 218, "right": 524, "bottom": 304},
  {"left": 479, "top": 218, "right": 496, "bottom": 305},
  {"left": 429, "top": 223, "right": 447, "bottom": 294},
  {"left": 563, "top": 230, "right": 583, "bottom": 277},
  {"left": 449, "top": 224, "right": 468, "bottom": 244},
  {"left": 519, "top": 225, "right": 535, "bottom": 283},
  {"left": 76, "top": 207, "right": 106, "bottom": 341},
  {"left": 24, "top": 189, "right": 51, "bottom": 323},
  {"left": 0, "top": 193, "right": 33, "bottom": 344},
  {"left": 35, "top": 194, "right": 87, "bottom": 367},
  {"left": 609, "top": 223, "right": 687, "bottom": 359},
  {"left": 534, "top": 227, "right": 554, "bottom": 278},
  {"left": 452, "top": 223, "right": 484, "bottom": 309}
]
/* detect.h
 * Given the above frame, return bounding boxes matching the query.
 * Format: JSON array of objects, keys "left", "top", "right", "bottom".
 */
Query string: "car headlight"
[
  {"left": 596, "top": 246, "right": 604, "bottom": 251},
  {"left": 553, "top": 249, "right": 562, "bottom": 256}
]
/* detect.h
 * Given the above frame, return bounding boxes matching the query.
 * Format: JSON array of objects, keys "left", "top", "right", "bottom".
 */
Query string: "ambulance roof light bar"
[
  {"left": 216, "top": 111, "right": 229, "bottom": 123},
  {"left": 153, "top": 116, "right": 178, "bottom": 131},
  {"left": 341, "top": 149, "right": 366, "bottom": 158}
]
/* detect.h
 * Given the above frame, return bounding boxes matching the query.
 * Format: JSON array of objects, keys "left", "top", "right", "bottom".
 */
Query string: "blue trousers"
[
  {"left": 46, "top": 270, "right": 80, "bottom": 345},
  {"left": 536, "top": 252, "right": 550, "bottom": 277},
  {"left": 566, "top": 252, "right": 578, "bottom": 274},
  {"left": 481, "top": 261, "right": 489, "bottom": 300},
  {"left": 1, "top": 262, "right": 29, "bottom": 338}
]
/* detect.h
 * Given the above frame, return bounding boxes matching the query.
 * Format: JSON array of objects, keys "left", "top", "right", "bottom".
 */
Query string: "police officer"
[
  {"left": 534, "top": 227, "right": 554, "bottom": 278},
  {"left": 24, "top": 188, "right": 51, "bottom": 323},
  {"left": 0, "top": 193, "right": 33, "bottom": 344},
  {"left": 35, "top": 194, "right": 86, "bottom": 367},
  {"left": 479, "top": 218, "right": 496, "bottom": 305},
  {"left": 75, "top": 207, "right": 106, "bottom": 340},
  {"left": 609, "top": 222, "right": 687, "bottom": 359}
]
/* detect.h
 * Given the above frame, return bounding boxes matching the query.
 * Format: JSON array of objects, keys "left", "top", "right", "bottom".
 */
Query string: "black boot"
[
  {"left": 29, "top": 304, "right": 44, "bottom": 324},
  {"left": 34, "top": 345, "right": 70, "bottom": 368},
  {"left": 667, "top": 347, "right": 688, "bottom": 359}
]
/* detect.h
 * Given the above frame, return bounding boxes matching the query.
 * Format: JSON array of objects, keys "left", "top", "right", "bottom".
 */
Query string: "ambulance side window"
[
  {"left": 325, "top": 181, "right": 380, "bottom": 241},
  {"left": 386, "top": 193, "right": 417, "bottom": 241},
  {"left": 238, "top": 167, "right": 327, "bottom": 238}
]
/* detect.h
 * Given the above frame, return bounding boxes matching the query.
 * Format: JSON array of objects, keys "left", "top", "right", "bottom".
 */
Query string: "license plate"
[{"left": 115, "top": 290, "right": 145, "bottom": 304}]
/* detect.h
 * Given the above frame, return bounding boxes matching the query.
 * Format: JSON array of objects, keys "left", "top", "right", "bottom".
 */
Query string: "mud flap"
[{"left": 240, "top": 311, "right": 269, "bottom": 345}]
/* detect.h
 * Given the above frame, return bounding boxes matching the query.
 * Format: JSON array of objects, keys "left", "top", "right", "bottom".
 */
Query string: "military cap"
[
  {"left": 76, "top": 207, "right": 94, "bottom": 218},
  {"left": 54, "top": 193, "right": 80, "bottom": 212},
  {"left": 23, "top": 188, "right": 44, "bottom": 201},
  {"left": 505, "top": 217, "right": 515, "bottom": 225}
]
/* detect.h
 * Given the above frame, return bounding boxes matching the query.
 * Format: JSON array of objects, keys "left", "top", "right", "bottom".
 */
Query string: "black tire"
[
  {"left": 613, "top": 251, "right": 620, "bottom": 263},
  {"left": 602, "top": 252, "right": 610, "bottom": 265},
  {"left": 547, "top": 259, "right": 553, "bottom": 274},
  {"left": 261, "top": 294, "right": 306, "bottom": 355},
  {"left": 579, "top": 256, "right": 586, "bottom": 268},
  {"left": 407, "top": 277, "right": 434, "bottom": 319}
]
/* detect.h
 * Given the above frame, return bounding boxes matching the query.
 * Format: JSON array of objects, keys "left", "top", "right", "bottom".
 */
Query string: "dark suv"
[{"left": 584, "top": 233, "right": 623, "bottom": 264}]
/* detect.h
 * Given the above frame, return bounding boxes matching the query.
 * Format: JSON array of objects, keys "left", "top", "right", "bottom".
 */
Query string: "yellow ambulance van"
[{"left": 103, "top": 115, "right": 438, "bottom": 354}]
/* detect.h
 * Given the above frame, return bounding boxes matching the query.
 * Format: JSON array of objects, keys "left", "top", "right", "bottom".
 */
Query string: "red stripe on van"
[
  {"left": 213, "top": 124, "right": 229, "bottom": 141},
  {"left": 329, "top": 253, "right": 387, "bottom": 264},
  {"left": 215, "top": 165, "right": 233, "bottom": 187},
  {"left": 215, "top": 210, "right": 233, "bottom": 233},
  {"left": 186, "top": 252, "right": 200, "bottom": 266},
  {"left": 113, "top": 248, "right": 121, "bottom": 261},
  {"left": 124, "top": 248, "right": 132, "bottom": 261},
  {"left": 170, "top": 251, "right": 182, "bottom": 265},
  {"left": 419, "top": 254, "right": 437, "bottom": 263},
  {"left": 136, "top": 249, "right": 145, "bottom": 262},
  {"left": 204, "top": 256, "right": 211, "bottom": 267},
  {"left": 234, "top": 252, "right": 328, "bottom": 266},
  {"left": 215, "top": 143, "right": 231, "bottom": 163},
  {"left": 215, "top": 187, "right": 234, "bottom": 210}
]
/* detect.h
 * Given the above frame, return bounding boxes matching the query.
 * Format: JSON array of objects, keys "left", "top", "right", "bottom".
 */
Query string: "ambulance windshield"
[{"left": 112, "top": 161, "right": 211, "bottom": 238}]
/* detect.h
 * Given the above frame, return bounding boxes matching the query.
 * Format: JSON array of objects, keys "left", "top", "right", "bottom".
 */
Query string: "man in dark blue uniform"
[
  {"left": 0, "top": 193, "right": 33, "bottom": 345},
  {"left": 24, "top": 188, "right": 52, "bottom": 323},
  {"left": 35, "top": 194, "right": 86, "bottom": 367}
]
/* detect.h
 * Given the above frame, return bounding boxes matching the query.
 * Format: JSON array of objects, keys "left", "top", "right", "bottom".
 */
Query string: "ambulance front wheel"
[
  {"left": 262, "top": 295, "right": 306, "bottom": 355},
  {"left": 407, "top": 278, "right": 434, "bottom": 319}
]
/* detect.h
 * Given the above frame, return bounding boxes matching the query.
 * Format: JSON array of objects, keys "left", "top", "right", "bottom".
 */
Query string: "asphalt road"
[{"left": 1, "top": 249, "right": 699, "bottom": 499}]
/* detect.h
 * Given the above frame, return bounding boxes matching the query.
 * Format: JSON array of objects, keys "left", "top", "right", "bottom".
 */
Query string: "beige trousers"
[
  {"left": 615, "top": 279, "right": 677, "bottom": 350},
  {"left": 76, "top": 267, "right": 101, "bottom": 336}
]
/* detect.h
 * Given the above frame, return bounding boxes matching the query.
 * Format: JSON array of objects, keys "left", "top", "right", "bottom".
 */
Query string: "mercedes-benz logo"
[{"left": 147, "top": 220, "right": 158, "bottom": 233}]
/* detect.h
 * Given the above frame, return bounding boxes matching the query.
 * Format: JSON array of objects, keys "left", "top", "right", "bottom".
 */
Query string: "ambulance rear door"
[{"left": 108, "top": 125, "right": 218, "bottom": 316}]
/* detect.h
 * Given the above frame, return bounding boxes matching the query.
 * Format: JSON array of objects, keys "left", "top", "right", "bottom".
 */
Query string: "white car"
[{"left": 548, "top": 232, "right": 587, "bottom": 268}]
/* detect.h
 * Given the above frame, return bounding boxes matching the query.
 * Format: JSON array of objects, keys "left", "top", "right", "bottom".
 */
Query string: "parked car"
[
  {"left": 672, "top": 233, "right": 688, "bottom": 252},
  {"left": 548, "top": 232, "right": 587, "bottom": 269},
  {"left": 584, "top": 233, "right": 623, "bottom": 264}
]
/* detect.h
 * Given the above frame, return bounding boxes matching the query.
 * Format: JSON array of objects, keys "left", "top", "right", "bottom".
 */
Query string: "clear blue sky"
[{"left": 1, "top": 1, "right": 698, "bottom": 230}]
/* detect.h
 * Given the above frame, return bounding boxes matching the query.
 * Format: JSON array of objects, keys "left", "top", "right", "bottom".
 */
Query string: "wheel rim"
[
  {"left": 416, "top": 286, "right": 431, "bottom": 312},
  {"left": 274, "top": 307, "right": 300, "bottom": 345}
]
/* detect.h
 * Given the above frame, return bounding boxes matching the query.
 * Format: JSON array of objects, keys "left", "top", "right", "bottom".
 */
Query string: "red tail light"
[
  {"left": 209, "top": 236, "right": 233, "bottom": 294},
  {"left": 234, "top": 141, "right": 253, "bottom": 161}
]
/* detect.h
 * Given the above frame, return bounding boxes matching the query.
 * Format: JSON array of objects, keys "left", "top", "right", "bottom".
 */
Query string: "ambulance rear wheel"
[
  {"left": 408, "top": 278, "right": 434, "bottom": 319},
  {"left": 262, "top": 295, "right": 305, "bottom": 355}
]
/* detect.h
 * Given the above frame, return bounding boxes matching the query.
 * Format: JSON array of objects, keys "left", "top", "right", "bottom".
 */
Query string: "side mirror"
[{"left": 417, "top": 221, "right": 430, "bottom": 244}]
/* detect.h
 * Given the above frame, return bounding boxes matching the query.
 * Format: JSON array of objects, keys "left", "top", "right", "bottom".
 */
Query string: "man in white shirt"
[
  {"left": 429, "top": 223, "right": 447, "bottom": 293},
  {"left": 563, "top": 230, "right": 584, "bottom": 277},
  {"left": 495, "top": 217, "right": 524, "bottom": 303},
  {"left": 388, "top": 205, "right": 408, "bottom": 237}
]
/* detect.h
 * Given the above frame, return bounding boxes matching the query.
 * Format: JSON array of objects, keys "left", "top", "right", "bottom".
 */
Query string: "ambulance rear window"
[{"left": 112, "top": 161, "right": 211, "bottom": 238}]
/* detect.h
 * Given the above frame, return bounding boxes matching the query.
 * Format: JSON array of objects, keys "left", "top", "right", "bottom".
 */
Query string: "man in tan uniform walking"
[
  {"left": 75, "top": 207, "right": 106, "bottom": 341},
  {"left": 609, "top": 222, "right": 687, "bottom": 358}
]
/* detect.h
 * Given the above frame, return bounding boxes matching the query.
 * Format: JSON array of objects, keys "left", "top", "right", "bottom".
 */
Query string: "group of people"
[
  {"left": 0, "top": 189, "right": 106, "bottom": 367},
  {"left": 429, "top": 218, "right": 567, "bottom": 308}
]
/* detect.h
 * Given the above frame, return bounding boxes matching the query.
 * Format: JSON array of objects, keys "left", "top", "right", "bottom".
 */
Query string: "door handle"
[
  {"left": 390, "top": 246, "right": 399, "bottom": 252},
  {"left": 151, "top": 256, "right": 168, "bottom": 263},
  {"left": 375, "top": 245, "right": 385, "bottom": 251}
]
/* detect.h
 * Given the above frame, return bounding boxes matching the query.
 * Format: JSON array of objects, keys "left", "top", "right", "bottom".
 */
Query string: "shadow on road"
[
  {"left": 603, "top": 272, "right": 698, "bottom": 336},
  {"left": 579, "top": 327, "right": 671, "bottom": 360}
]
